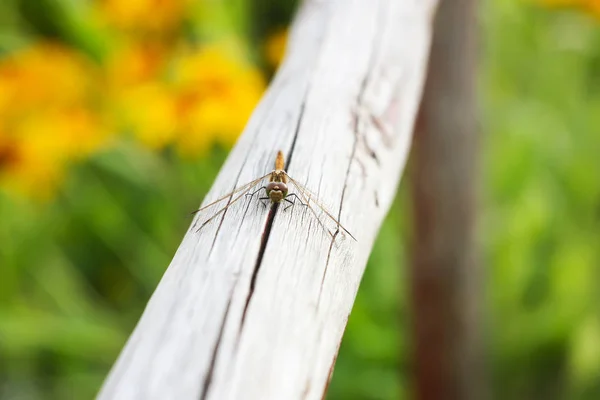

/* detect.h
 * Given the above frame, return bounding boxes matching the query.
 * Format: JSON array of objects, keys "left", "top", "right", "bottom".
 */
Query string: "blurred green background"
[{"left": 1, "top": 0, "right": 599, "bottom": 399}]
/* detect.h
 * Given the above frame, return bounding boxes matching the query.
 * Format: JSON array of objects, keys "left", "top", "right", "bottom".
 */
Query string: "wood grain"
[{"left": 97, "top": 0, "right": 438, "bottom": 399}]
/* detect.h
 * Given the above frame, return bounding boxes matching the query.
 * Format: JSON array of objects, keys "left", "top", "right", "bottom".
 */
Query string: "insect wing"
[
  {"left": 192, "top": 172, "right": 270, "bottom": 232},
  {"left": 192, "top": 172, "right": 270, "bottom": 215},
  {"left": 285, "top": 173, "right": 357, "bottom": 241}
]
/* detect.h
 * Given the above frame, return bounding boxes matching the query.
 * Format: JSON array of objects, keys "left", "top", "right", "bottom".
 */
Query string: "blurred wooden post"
[
  {"left": 410, "top": 0, "right": 485, "bottom": 399},
  {"left": 97, "top": 1, "right": 438, "bottom": 399}
]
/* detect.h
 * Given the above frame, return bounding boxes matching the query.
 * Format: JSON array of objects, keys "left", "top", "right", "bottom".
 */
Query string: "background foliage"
[{"left": 0, "top": 0, "right": 599, "bottom": 399}]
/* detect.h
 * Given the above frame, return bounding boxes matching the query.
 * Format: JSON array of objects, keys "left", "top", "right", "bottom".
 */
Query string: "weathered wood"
[
  {"left": 97, "top": 0, "right": 438, "bottom": 399},
  {"left": 410, "top": 0, "right": 484, "bottom": 399}
]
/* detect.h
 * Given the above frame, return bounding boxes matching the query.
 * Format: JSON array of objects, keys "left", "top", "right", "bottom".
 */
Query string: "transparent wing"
[
  {"left": 286, "top": 178, "right": 335, "bottom": 240},
  {"left": 191, "top": 172, "right": 271, "bottom": 233},
  {"left": 193, "top": 180, "right": 262, "bottom": 233},
  {"left": 192, "top": 172, "right": 271, "bottom": 215},
  {"left": 285, "top": 173, "right": 357, "bottom": 241}
]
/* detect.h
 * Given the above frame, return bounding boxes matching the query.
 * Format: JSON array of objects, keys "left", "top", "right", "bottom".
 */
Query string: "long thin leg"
[
  {"left": 284, "top": 193, "right": 308, "bottom": 211},
  {"left": 246, "top": 186, "right": 266, "bottom": 198},
  {"left": 258, "top": 196, "right": 270, "bottom": 208},
  {"left": 284, "top": 198, "right": 295, "bottom": 211},
  {"left": 286, "top": 193, "right": 308, "bottom": 205}
]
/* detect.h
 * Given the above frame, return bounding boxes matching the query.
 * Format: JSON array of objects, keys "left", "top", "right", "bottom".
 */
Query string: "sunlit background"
[{"left": 0, "top": 0, "right": 599, "bottom": 399}]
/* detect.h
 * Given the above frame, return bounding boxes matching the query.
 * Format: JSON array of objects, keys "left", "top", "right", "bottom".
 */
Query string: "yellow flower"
[
  {"left": 103, "top": 41, "right": 179, "bottom": 150},
  {"left": 264, "top": 28, "right": 289, "bottom": 68},
  {"left": 539, "top": 0, "right": 600, "bottom": 17},
  {"left": 95, "top": 0, "right": 190, "bottom": 34},
  {"left": 1, "top": 109, "right": 108, "bottom": 200},
  {"left": 0, "top": 134, "right": 19, "bottom": 171},
  {"left": 0, "top": 43, "right": 95, "bottom": 112},
  {"left": 115, "top": 82, "right": 178, "bottom": 149},
  {"left": 0, "top": 43, "right": 109, "bottom": 199},
  {"left": 172, "top": 44, "right": 265, "bottom": 157},
  {"left": 176, "top": 101, "right": 220, "bottom": 156},
  {"left": 0, "top": 35, "right": 267, "bottom": 198},
  {"left": 105, "top": 42, "right": 168, "bottom": 88},
  {"left": 583, "top": 0, "right": 600, "bottom": 16},
  {"left": 1, "top": 147, "right": 65, "bottom": 201}
]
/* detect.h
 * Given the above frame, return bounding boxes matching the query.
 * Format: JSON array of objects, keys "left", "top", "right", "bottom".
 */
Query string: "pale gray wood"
[{"left": 97, "top": 0, "right": 438, "bottom": 399}]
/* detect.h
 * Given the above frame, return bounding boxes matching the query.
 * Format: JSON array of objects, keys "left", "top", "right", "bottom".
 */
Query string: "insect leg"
[
  {"left": 246, "top": 186, "right": 266, "bottom": 198},
  {"left": 285, "top": 174, "right": 356, "bottom": 241},
  {"left": 283, "top": 198, "right": 295, "bottom": 211},
  {"left": 191, "top": 172, "right": 270, "bottom": 215},
  {"left": 286, "top": 193, "right": 308, "bottom": 207},
  {"left": 258, "top": 196, "right": 270, "bottom": 208}
]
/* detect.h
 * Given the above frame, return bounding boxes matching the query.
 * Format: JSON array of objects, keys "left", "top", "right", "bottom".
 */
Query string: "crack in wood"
[
  {"left": 192, "top": 92, "right": 273, "bottom": 253},
  {"left": 208, "top": 162, "right": 248, "bottom": 256},
  {"left": 239, "top": 201, "right": 279, "bottom": 333},
  {"left": 316, "top": 129, "right": 356, "bottom": 303},
  {"left": 317, "top": 162, "right": 325, "bottom": 198},
  {"left": 361, "top": 133, "right": 381, "bottom": 165},
  {"left": 369, "top": 112, "right": 394, "bottom": 147},
  {"left": 233, "top": 191, "right": 260, "bottom": 245},
  {"left": 199, "top": 295, "right": 232, "bottom": 400},
  {"left": 355, "top": 157, "right": 367, "bottom": 181},
  {"left": 238, "top": 99, "right": 307, "bottom": 337},
  {"left": 317, "top": 126, "right": 360, "bottom": 303},
  {"left": 206, "top": 120, "right": 266, "bottom": 255},
  {"left": 200, "top": 97, "right": 309, "bottom": 400},
  {"left": 318, "top": 0, "right": 386, "bottom": 306},
  {"left": 317, "top": 228, "right": 339, "bottom": 307},
  {"left": 96, "top": 0, "right": 439, "bottom": 397},
  {"left": 205, "top": 0, "right": 389, "bottom": 393},
  {"left": 351, "top": 0, "right": 400, "bottom": 167},
  {"left": 231, "top": 114, "right": 276, "bottom": 245}
]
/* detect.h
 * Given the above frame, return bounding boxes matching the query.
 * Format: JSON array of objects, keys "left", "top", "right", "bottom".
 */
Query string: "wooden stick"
[{"left": 97, "top": 1, "right": 438, "bottom": 399}]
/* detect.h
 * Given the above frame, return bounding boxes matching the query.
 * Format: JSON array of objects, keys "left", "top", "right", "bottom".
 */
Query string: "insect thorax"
[
  {"left": 266, "top": 180, "right": 288, "bottom": 203},
  {"left": 270, "top": 170, "right": 287, "bottom": 183}
]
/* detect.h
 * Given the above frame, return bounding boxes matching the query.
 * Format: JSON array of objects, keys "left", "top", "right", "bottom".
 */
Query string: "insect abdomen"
[{"left": 275, "top": 150, "right": 285, "bottom": 171}]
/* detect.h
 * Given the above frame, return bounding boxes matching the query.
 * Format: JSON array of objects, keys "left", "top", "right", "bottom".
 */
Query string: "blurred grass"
[{"left": 1, "top": 0, "right": 600, "bottom": 399}]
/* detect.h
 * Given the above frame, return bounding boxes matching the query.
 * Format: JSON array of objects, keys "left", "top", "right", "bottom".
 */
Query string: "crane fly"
[{"left": 191, "top": 150, "right": 356, "bottom": 241}]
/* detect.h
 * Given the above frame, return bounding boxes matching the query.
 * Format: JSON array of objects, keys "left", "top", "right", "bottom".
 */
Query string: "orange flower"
[
  {"left": 0, "top": 43, "right": 109, "bottom": 199},
  {"left": 105, "top": 42, "right": 169, "bottom": 88},
  {"left": 0, "top": 43, "right": 95, "bottom": 112},
  {"left": 115, "top": 82, "right": 178, "bottom": 149},
  {"left": 95, "top": 0, "right": 190, "bottom": 34},
  {"left": 1, "top": 109, "right": 108, "bottom": 199},
  {"left": 0, "top": 25, "right": 267, "bottom": 199},
  {"left": 172, "top": 44, "right": 265, "bottom": 156},
  {"left": 264, "top": 28, "right": 289, "bottom": 68},
  {"left": 539, "top": 0, "right": 600, "bottom": 17}
]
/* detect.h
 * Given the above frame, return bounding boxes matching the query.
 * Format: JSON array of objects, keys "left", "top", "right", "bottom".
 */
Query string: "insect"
[{"left": 191, "top": 150, "right": 356, "bottom": 241}]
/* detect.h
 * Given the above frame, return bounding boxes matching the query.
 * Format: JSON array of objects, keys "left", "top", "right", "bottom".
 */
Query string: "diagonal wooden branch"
[{"left": 97, "top": 0, "right": 438, "bottom": 399}]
